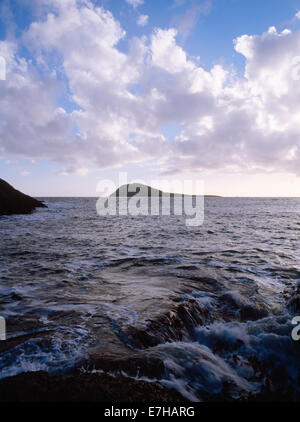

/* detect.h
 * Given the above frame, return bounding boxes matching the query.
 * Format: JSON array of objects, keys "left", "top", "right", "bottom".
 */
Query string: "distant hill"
[
  {"left": 112, "top": 183, "right": 220, "bottom": 198},
  {"left": 0, "top": 179, "right": 47, "bottom": 215}
]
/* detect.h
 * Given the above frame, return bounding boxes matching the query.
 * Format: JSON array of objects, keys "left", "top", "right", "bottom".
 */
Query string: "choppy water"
[{"left": 0, "top": 197, "right": 300, "bottom": 401}]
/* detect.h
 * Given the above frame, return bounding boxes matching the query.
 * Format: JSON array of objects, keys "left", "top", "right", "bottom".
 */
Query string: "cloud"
[
  {"left": 2, "top": 1, "right": 145, "bottom": 171},
  {"left": 296, "top": 11, "right": 300, "bottom": 19},
  {"left": 150, "top": 28, "right": 193, "bottom": 73},
  {"left": 125, "top": 0, "right": 144, "bottom": 8},
  {"left": 1, "top": 2, "right": 300, "bottom": 178},
  {"left": 0, "top": 39, "right": 75, "bottom": 165},
  {"left": 57, "top": 166, "right": 89, "bottom": 176},
  {"left": 137, "top": 14, "right": 148, "bottom": 27}
]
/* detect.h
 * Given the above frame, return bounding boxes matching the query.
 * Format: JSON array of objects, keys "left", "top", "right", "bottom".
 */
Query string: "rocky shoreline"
[{"left": 0, "top": 371, "right": 184, "bottom": 402}]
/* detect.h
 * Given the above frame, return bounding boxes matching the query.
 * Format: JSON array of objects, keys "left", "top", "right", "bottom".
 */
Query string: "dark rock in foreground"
[
  {"left": 0, "top": 178, "right": 46, "bottom": 215},
  {"left": 0, "top": 371, "right": 185, "bottom": 402}
]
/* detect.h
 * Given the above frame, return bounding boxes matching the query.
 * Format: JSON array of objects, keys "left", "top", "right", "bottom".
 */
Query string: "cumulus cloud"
[
  {"left": 1, "top": 1, "right": 145, "bottom": 172},
  {"left": 1, "top": 1, "right": 300, "bottom": 177},
  {"left": 0, "top": 39, "right": 75, "bottom": 164}
]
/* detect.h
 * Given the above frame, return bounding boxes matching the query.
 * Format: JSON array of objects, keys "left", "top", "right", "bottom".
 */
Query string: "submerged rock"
[
  {"left": 0, "top": 371, "right": 185, "bottom": 402},
  {"left": 0, "top": 178, "right": 47, "bottom": 215}
]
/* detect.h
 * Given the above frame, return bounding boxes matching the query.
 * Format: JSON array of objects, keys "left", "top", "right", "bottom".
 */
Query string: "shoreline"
[{"left": 0, "top": 370, "right": 185, "bottom": 402}]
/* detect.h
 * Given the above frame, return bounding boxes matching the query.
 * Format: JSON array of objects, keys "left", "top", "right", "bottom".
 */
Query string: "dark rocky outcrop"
[
  {"left": 121, "top": 298, "right": 209, "bottom": 349},
  {"left": 0, "top": 371, "right": 185, "bottom": 402},
  {"left": 0, "top": 178, "right": 47, "bottom": 215}
]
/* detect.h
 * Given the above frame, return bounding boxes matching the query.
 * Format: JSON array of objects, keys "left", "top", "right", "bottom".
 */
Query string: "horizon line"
[{"left": 34, "top": 195, "right": 300, "bottom": 198}]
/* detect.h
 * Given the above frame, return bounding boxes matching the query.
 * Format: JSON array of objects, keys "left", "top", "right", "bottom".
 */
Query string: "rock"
[
  {"left": 0, "top": 371, "right": 185, "bottom": 402},
  {"left": 287, "top": 282, "right": 300, "bottom": 314},
  {"left": 0, "top": 178, "right": 47, "bottom": 215},
  {"left": 80, "top": 354, "right": 166, "bottom": 380},
  {"left": 122, "top": 299, "right": 209, "bottom": 349}
]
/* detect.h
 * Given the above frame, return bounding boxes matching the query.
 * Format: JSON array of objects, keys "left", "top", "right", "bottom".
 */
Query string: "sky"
[{"left": 1, "top": 0, "right": 300, "bottom": 196}]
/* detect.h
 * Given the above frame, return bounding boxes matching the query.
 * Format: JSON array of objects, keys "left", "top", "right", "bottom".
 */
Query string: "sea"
[{"left": 0, "top": 197, "right": 300, "bottom": 401}]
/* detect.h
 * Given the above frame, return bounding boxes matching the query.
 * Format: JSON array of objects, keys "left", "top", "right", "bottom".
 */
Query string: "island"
[{"left": 113, "top": 183, "right": 220, "bottom": 198}]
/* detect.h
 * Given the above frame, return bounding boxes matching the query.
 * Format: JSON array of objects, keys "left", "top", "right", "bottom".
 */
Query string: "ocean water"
[{"left": 0, "top": 197, "right": 300, "bottom": 401}]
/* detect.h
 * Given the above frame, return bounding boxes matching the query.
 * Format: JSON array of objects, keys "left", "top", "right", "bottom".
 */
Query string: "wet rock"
[
  {"left": 220, "top": 291, "right": 269, "bottom": 321},
  {"left": 81, "top": 354, "right": 166, "bottom": 379},
  {"left": 0, "top": 178, "right": 47, "bottom": 215},
  {"left": 0, "top": 371, "right": 185, "bottom": 402},
  {"left": 0, "top": 330, "right": 53, "bottom": 354},
  {"left": 287, "top": 281, "right": 300, "bottom": 314},
  {"left": 122, "top": 299, "right": 209, "bottom": 349}
]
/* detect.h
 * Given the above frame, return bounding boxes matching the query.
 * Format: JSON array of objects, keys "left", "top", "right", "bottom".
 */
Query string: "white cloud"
[
  {"left": 16, "top": 2, "right": 145, "bottom": 169},
  {"left": 151, "top": 28, "right": 194, "bottom": 73},
  {"left": 1, "top": 2, "right": 300, "bottom": 178},
  {"left": 0, "top": 39, "right": 75, "bottom": 165},
  {"left": 137, "top": 14, "right": 148, "bottom": 27},
  {"left": 125, "top": 0, "right": 144, "bottom": 8},
  {"left": 296, "top": 11, "right": 300, "bottom": 19}
]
